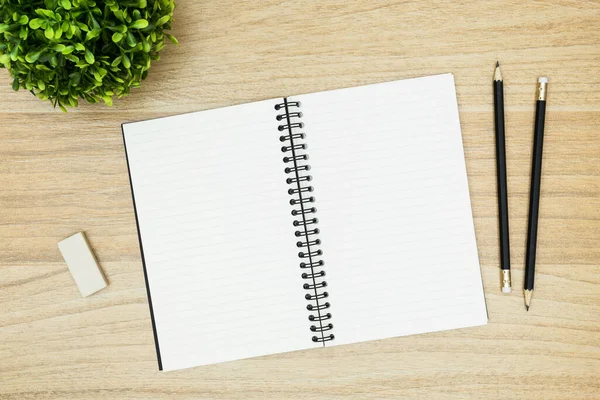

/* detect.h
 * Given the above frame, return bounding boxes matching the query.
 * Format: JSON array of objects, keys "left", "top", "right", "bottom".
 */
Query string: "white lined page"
[
  {"left": 295, "top": 74, "right": 487, "bottom": 346},
  {"left": 123, "top": 100, "right": 318, "bottom": 371}
]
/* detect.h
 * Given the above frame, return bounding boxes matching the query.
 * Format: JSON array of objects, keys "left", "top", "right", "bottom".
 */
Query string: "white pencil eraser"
[
  {"left": 538, "top": 77, "right": 548, "bottom": 83},
  {"left": 502, "top": 287, "right": 512, "bottom": 294},
  {"left": 58, "top": 232, "right": 107, "bottom": 297}
]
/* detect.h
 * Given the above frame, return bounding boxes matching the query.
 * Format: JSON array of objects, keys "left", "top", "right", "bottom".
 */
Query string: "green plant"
[{"left": 0, "top": 0, "right": 177, "bottom": 111}]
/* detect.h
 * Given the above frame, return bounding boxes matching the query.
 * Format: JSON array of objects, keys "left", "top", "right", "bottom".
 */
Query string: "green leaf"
[
  {"left": 0, "top": 24, "right": 9, "bottom": 33},
  {"left": 91, "top": 17, "right": 101, "bottom": 30},
  {"left": 114, "top": 10, "right": 124, "bottom": 22},
  {"left": 19, "top": 27, "right": 28, "bottom": 40},
  {"left": 10, "top": 45, "right": 19, "bottom": 61},
  {"left": 25, "top": 51, "right": 43, "bottom": 63},
  {"left": 111, "top": 56, "right": 122, "bottom": 67},
  {"left": 61, "top": 45, "right": 74, "bottom": 54},
  {"left": 12, "top": 78, "right": 19, "bottom": 91},
  {"left": 74, "top": 43, "right": 85, "bottom": 51},
  {"left": 18, "top": 15, "right": 29, "bottom": 25},
  {"left": 155, "top": 15, "right": 170, "bottom": 26},
  {"left": 35, "top": 9, "right": 55, "bottom": 19},
  {"left": 142, "top": 38, "right": 151, "bottom": 52},
  {"left": 61, "top": 0, "right": 72, "bottom": 10},
  {"left": 76, "top": 22, "right": 89, "bottom": 32},
  {"left": 29, "top": 19, "right": 44, "bottom": 29},
  {"left": 38, "top": 80, "right": 46, "bottom": 90},
  {"left": 69, "top": 72, "right": 81, "bottom": 86},
  {"left": 166, "top": 34, "right": 178, "bottom": 45},
  {"left": 130, "top": 19, "right": 148, "bottom": 29},
  {"left": 86, "top": 28, "right": 101, "bottom": 41},
  {"left": 52, "top": 44, "right": 66, "bottom": 52},
  {"left": 122, "top": 53, "right": 131, "bottom": 68},
  {"left": 54, "top": 27, "right": 63, "bottom": 39},
  {"left": 0, "top": 54, "right": 10, "bottom": 64},
  {"left": 85, "top": 49, "right": 95, "bottom": 64},
  {"left": 126, "top": 32, "right": 137, "bottom": 47},
  {"left": 112, "top": 32, "right": 123, "bottom": 42},
  {"left": 44, "top": 26, "right": 54, "bottom": 39}
]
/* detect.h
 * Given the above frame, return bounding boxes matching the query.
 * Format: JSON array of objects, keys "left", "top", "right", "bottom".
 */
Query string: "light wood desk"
[{"left": 1, "top": 1, "right": 599, "bottom": 399}]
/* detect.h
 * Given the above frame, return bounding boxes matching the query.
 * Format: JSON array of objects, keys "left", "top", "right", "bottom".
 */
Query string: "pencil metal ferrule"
[
  {"left": 537, "top": 78, "right": 548, "bottom": 101},
  {"left": 501, "top": 269, "right": 512, "bottom": 293}
]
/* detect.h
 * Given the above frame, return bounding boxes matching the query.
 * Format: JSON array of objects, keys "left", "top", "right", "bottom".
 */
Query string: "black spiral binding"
[{"left": 275, "top": 98, "right": 334, "bottom": 344}]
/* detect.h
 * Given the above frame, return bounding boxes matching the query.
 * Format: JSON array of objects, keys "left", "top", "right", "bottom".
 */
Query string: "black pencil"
[
  {"left": 525, "top": 77, "right": 548, "bottom": 311},
  {"left": 494, "top": 62, "right": 512, "bottom": 294}
]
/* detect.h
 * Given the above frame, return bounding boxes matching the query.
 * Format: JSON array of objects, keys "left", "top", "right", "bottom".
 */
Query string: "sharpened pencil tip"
[
  {"left": 524, "top": 290, "right": 533, "bottom": 310},
  {"left": 494, "top": 63, "right": 503, "bottom": 81}
]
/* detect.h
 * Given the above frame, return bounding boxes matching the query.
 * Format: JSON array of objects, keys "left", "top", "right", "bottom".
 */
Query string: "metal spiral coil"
[{"left": 275, "top": 98, "right": 334, "bottom": 344}]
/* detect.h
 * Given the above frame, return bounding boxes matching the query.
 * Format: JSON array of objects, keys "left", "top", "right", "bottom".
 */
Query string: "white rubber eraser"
[
  {"left": 58, "top": 232, "right": 107, "bottom": 297},
  {"left": 502, "top": 287, "right": 512, "bottom": 294},
  {"left": 538, "top": 77, "right": 548, "bottom": 83}
]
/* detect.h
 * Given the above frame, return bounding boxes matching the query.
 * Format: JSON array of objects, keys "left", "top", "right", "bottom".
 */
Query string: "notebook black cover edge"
[{"left": 121, "top": 123, "right": 164, "bottom": 371}]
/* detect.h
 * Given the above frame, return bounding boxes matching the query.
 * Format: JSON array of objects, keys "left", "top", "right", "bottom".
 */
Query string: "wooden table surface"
[{"left": 1, "top": 1, "right": 599, "bottom": 399}]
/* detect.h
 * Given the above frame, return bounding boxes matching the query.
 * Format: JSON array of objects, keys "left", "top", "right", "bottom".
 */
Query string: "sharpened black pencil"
[
  {"left": 493, "top": 62, "right": 512, "bottom": 294},
  {"left": 524, "top": 77, "right": 549, "bottom": 311}
]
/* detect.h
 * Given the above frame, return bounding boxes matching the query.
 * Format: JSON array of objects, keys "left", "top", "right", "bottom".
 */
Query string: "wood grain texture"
[{"left": 1, "top": 1, "right": 599, "bottom": 399}]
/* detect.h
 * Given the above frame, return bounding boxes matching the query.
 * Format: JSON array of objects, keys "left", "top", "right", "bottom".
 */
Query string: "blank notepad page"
[
  {"left": 297, "top": 74, "right": 488, "bottom": 346},
  {"left": 123, "top": 101, "right": 316, "bottom": 371}
]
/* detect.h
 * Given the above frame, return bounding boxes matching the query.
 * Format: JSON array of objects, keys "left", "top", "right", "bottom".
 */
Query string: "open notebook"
[{"left": 122, "top": 73, "right": 487, "bottom": 371}]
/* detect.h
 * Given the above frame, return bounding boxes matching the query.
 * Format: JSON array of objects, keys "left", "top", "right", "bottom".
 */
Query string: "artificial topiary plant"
[{"left": 0, "top": 0, "right": 177, "bottom": 111}]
